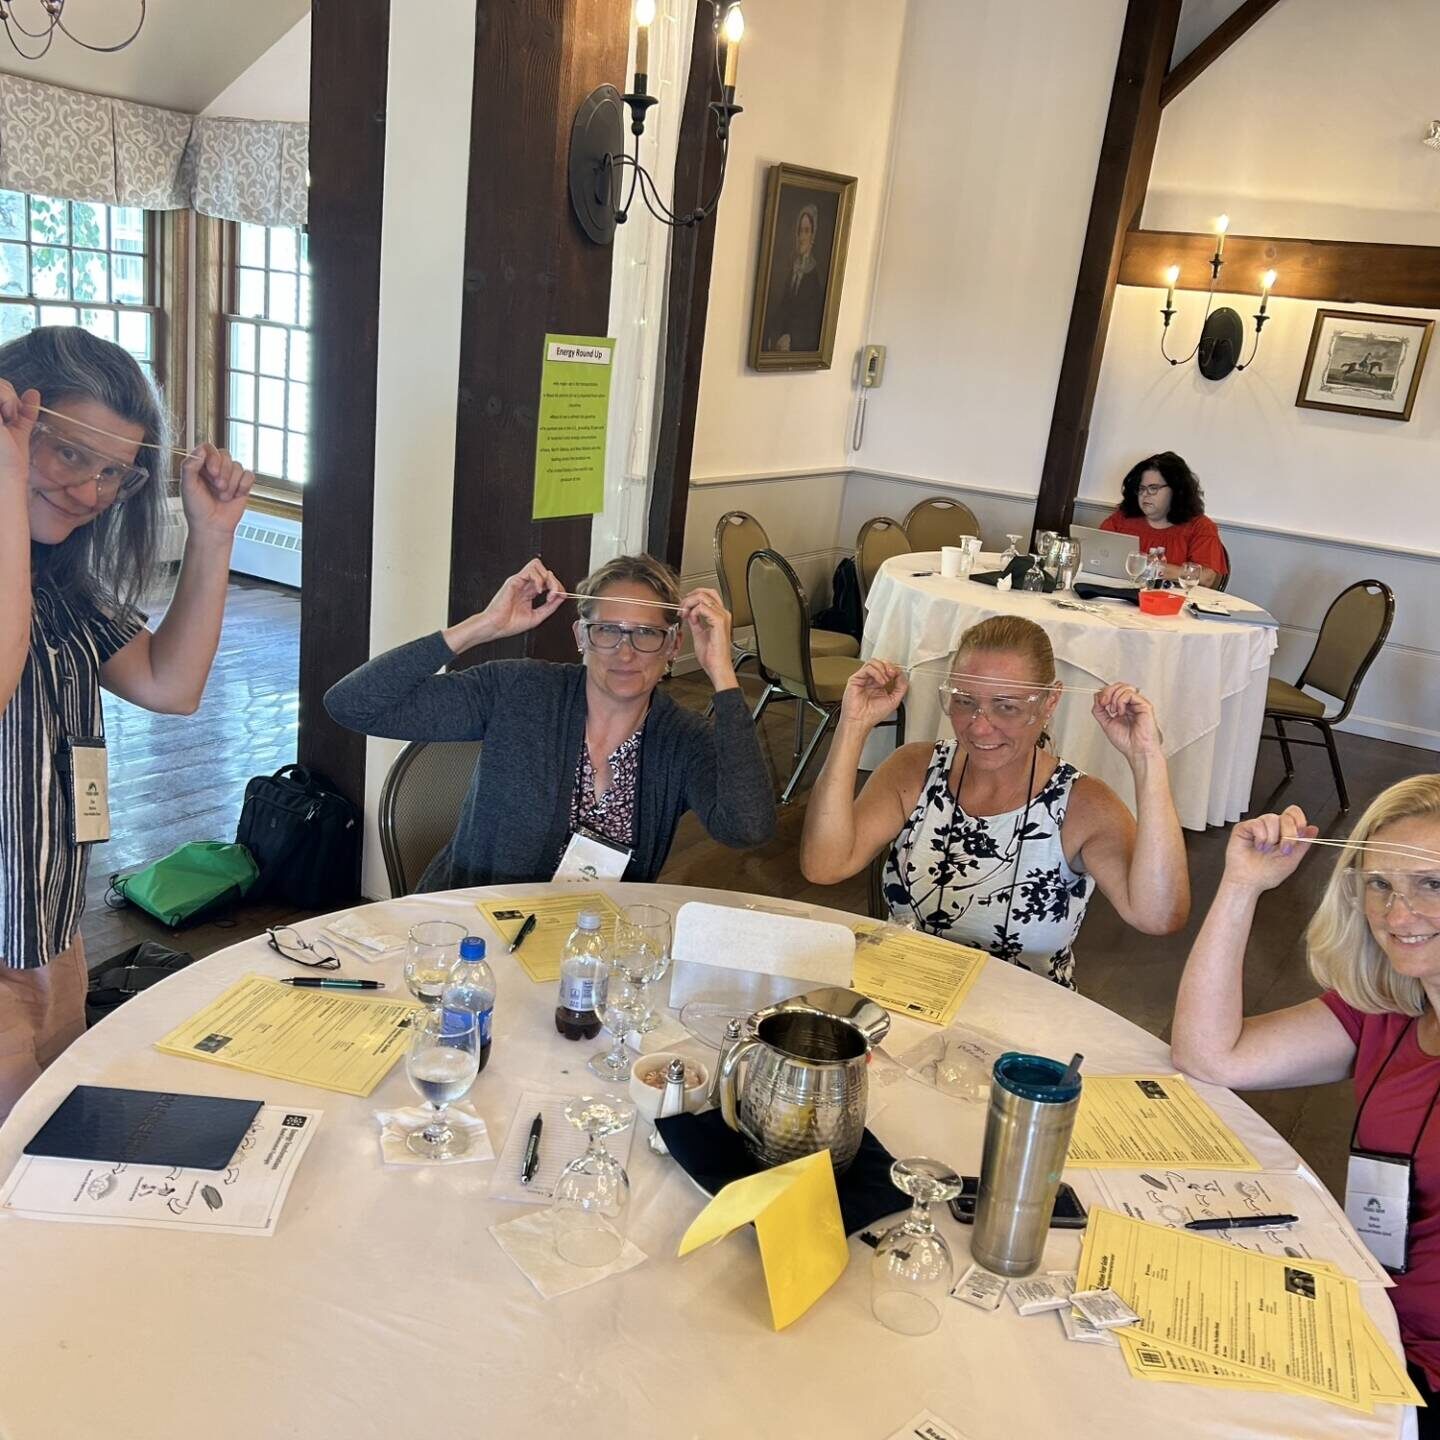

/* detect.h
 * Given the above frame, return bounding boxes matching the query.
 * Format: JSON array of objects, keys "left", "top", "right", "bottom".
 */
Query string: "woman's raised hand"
[
  {"left": 679, "top": 587, "right": 735, "bottom": 689},
  {"left": 180, "top": 443, "right": 255, "bottom": 539},
  {"left": 1222, "top": 806, "right": 1319, "bottom": 893},
  {"left": 0, "top": 380, "right": 39, "bottom": 501},
  {"left": 1092, "top": 682, "right": 1163, "bottom": 762},
  {"left": 444, "top": 559, "right": 564, "bottom": 652},
  {"left": 840, "top": 659, "right": 907, "bottom": 730}
]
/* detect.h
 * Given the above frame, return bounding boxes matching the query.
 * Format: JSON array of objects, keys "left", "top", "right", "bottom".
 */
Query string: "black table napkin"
[
  {"left": 1073, "top": 580, "right": 1141, "bottom": 605},
  {"left": 654, "top": 1108, "right": 909, "bottom": 1235},
  {"left": 970, "top": 556, "right": 1057, "bottom": 592}
]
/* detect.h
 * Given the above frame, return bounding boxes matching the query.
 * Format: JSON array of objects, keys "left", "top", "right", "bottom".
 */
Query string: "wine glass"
[
  {"left": 1020, "top": 556, "right": 1046, "bottom": 592},
  {"left": 551, "top": 1096, "right": 635, "bottom": 1267},
  {"left": 1178, "top": 560, "right": 1204, "bottom": 599},
  {"left": 871, "top": 1157, "right": 963, "bottom": 1335},
  {"left": 1054, "top": 538, "right": 1081, "bottom": 590},
  {"left": 1123, "top": 551, "right": 1149, "bottom": 584},
  {"left": 404, "top": 920, "right": 466, "bottom": 1007},
  {"left": 1034, "top": 530, "right": 1058, "bottom": 566},
  {"left": 615, "top": 904, "right": 672, "bottom": 1034},
  {"left": 590, "top": 969, "right": 643, "bottom": 1081},
  {"left": 403, "top": 1005, "right": 480, "bottom": 1159},
  {"left": 1000, "top": 533, "right": 1023, "bottom": 565}
]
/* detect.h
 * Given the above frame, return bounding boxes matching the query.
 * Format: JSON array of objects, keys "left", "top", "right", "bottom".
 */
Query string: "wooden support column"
[
  {"left": 449, "top": 0, "right": 631, "bottom": 661},
  {"left": 1032, "top": 0, "right": 1181, "bottom": 537},
  {"left": 298, "top": 0, "right": 389, "bottom": 810},
  {"left": 646, "top": 5, "right": 726, "bottom": 570},
  {"left": 1160, "top": 0, "right": 1284, "bottom": 108}
]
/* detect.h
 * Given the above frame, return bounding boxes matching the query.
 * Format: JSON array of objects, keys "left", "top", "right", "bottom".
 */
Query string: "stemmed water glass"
[
  {"left": 615, "top": 904, "right": 672, "bottom": 1034},
  {"left": 871, "top": 1157, "right": 963, "bottom": 1335},
  {"left": 1034, "top": 530, "right": 1058, "bottom": 566},
  {"left": 1177, "top": 560, "right": 1204, "bottom": 600},
  {"left": 403, "top": 1005, "right": 480, "bottom": 1159},
  {"left": 1054, "top": 538, "right": 1081, "bottom": 590},
  {"left": 551, "top": 1096, "right": 635, "bottom": 1267},
  {"left": 1123, "top": 551, "right": 1149, "bottom": 585},
  {"left": 404, "top": 920, "right": 466, "bottom": 1006},
  {"left": 590, "top": 970, "right": 644, "bottom": 1081}
]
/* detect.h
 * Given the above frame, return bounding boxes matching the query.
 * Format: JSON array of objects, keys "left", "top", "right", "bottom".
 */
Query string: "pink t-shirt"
[{"left": 1322, "top": 989, "right": 1440, "bottom": 1386}]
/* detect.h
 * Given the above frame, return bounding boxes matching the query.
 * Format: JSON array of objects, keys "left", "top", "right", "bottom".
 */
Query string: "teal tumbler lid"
[{"left": 993, "top": 1051, "right": 1082, "bottom": 1104}]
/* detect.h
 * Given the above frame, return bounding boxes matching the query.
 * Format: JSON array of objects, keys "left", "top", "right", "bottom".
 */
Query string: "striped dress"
[{"left": 1, "top": 583, "right": 139, "bottom": 969}]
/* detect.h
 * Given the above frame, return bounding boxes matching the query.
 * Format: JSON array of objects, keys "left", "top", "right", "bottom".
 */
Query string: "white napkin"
[
  {"left": 325, "top": 911, "right": 409, "bottom": 961},
  {"left": 996, "top": 574, "right": 1013, "bottom": 592},
  {"left": 490, "top": 1208, "right": 647, "bottom": 1300},
  {"left": 375, "top": 1103, "right": 495, "bottom": 1166}
]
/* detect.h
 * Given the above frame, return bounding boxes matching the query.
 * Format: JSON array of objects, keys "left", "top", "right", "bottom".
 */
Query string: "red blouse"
[
  {"left": 1098, "top": 511, "right": 1228, "bottom": 576},
  {"left": 1322, "top": 989, "right": 1440, "bottom": 1387}
]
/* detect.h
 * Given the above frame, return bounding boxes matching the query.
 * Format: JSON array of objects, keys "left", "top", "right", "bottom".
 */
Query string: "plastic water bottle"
[
  {"left": 555, "top": 909, "right": 607, "bottom": 1041},
  {"left": 443, "top": 936, "right": 496, "bottom": 1073}
]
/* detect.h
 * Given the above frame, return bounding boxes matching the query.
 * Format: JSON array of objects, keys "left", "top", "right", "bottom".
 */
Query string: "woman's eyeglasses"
[
  {"left": 581, "top": 621, "right": 677, "bottom": 654},
  {"left": 30, "top": 421, "right": 150, "bottom": 503},
  {"left": 938, "top": 685, "right": 1045, "bottom": 728},
  {"left": 266, "top": 926, "right": 342, "bottom": 969},
  {"left": 1136, "top": 482, "right": 1170, "bottom": 498},
  {"left": 1345, "top": 871, "right": 1440, "bottom": 922}
]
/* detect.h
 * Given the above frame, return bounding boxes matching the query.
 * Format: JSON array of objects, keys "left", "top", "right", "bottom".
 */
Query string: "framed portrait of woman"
[{"left": 747, "top": 163, "right": 857, "bottom": 373}]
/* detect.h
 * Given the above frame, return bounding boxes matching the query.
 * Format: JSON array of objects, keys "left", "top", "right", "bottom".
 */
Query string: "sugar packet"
[
  {"left": 1007, "top": 1271, "right": 1076, "bottom": 1317},
  {"left": 951, "top": 1262, "right": 1008, "bottom": 1311},
  {"left": 1070, "top": 1287, "right": 1141, "bottom": 1330}
]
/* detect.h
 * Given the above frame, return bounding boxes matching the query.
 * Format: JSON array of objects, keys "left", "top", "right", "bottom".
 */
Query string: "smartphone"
[{"left": 948, "top": 1177, "right": 1088, "bottom": 1229}]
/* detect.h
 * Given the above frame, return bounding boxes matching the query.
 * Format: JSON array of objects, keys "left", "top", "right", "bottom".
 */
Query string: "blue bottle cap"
[
  {"left": 459, "top": 936, "right": 486, "bottom": 961},
  {"left": 993, "top": 1051, "right": 1082, "bottom": 1104}
]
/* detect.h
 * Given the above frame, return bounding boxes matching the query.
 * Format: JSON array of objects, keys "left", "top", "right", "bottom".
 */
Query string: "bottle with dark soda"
[{"left": 555, "top": 909, "right": 607, "bottom": 1040}]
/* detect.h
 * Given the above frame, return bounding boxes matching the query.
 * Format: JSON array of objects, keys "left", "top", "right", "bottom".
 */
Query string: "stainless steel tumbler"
[{"left": 971, "top": 1052, "right": 1082, "bottom": 1277}]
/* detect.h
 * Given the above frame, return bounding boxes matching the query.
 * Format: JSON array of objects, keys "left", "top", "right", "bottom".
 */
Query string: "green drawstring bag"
[{"left": 109, "top": 842, "right": 260, "bottom": 928}]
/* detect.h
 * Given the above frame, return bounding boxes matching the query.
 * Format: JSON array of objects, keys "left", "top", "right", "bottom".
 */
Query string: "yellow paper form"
[
  {"left": 1067, "top": 1074, "right": 1260, "bottom": 1170},
  {"left": 851, "top": 923, "right": 986, "bottom": 1025},
  {"left": 475, "top": 891, "right": 624, "bottom": 983},
  {"left": 677, "top": 1150, "right": 849, "bottom": 1330},
  {"left": 154, "top": 974, "right": 419, "bottom": 1097},
  {"left": 1077, "top": 1207, "right": 1370, "bottom": 1412}
]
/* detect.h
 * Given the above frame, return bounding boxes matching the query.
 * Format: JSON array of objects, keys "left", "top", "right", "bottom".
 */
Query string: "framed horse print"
[{"left": 1296, "top": 309, "right": 1434, "bottom": 422}]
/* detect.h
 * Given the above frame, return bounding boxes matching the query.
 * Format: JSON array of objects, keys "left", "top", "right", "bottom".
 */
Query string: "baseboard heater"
[{"left": 230, "top": 509, "right": 303, "bottom": 588}]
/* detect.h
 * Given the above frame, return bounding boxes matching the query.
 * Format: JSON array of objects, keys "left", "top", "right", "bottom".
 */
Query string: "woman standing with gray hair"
[
  {"left": 0, "top": 327, "right": 254, "bottom": 1118},
  {"left": 325, "top": 554, "right": 775, "bottom": 891}
]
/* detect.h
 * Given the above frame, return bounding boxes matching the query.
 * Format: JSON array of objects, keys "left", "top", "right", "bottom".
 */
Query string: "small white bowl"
[{"left": 629, "top": 1051, "right": 709, "bottom": 1120}]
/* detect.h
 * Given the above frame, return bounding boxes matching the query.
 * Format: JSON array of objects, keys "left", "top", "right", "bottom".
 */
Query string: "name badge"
[
  {"left": 58, "top": 736, "right": 110, "bottom": 844},
  {"left": 553, "top": 829, "right": 632, "bottom": 883},
  {"left": 1344, "top": 1149, "right": 1411, "bottom": 1273}
]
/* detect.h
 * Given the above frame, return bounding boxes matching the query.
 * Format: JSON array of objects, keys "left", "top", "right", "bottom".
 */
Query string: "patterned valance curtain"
[{"left": 0, "top": 74, "right": 307, "bottom": 226}]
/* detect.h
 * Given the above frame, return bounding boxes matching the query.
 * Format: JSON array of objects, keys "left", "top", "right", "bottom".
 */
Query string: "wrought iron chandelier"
[{"left": 0, "top": 0, "right": 146, "bottom": 61}]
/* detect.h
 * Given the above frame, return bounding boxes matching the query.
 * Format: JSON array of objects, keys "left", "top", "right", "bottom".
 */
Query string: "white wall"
[{"left": 201, "top": 12, "right": 311, "bottom": 122}]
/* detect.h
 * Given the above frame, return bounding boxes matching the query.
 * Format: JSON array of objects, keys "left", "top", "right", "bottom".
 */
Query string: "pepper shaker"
[{"left": 708, "top": 1017, "right": 744, "bottom": 1110}]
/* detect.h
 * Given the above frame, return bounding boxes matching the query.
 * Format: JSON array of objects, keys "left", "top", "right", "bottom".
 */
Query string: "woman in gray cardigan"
[{"left": 325, "top": 554, "right": 776, "bottom": 891}]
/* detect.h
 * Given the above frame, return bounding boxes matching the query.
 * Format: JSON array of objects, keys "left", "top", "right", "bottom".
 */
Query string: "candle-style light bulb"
[
  {"left": 1214, "top": 213, "right": 1229, "bottom": 261},
  {"left": 722, "top": 4, "right": 744, "bottom": 88},
  {"left": 1164, "top": 264, "right": 1180, "bottom": 310},
  {"left": 1259, "top": 268, "right": 1277, "bottom": 316},
  {"left": 635, "top": 0, "right": 655, "bottom": 78}
]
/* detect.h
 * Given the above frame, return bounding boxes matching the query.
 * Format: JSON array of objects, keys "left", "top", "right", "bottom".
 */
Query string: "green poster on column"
[{"left": 532, "top": 333, "right": 615, "bottom": 520}]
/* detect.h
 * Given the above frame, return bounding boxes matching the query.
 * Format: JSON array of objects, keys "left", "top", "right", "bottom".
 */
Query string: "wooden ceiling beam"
[
  {"left": 1120, "top": 229, "right": 1440, "bottom": 310},
  {"left": 1160, "top": 0, "right": 1285, "bottom": 108}
]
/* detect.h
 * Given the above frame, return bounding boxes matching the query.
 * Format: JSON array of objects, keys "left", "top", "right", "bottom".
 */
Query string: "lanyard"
[{"left": 1349, "top": 1017, "right": 1440, "bottom": 1163}]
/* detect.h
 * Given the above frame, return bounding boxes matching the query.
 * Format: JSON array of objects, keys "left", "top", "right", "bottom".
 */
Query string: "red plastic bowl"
[{"left": 1139, "top": 588, "right": 1185, "bottom": 616}]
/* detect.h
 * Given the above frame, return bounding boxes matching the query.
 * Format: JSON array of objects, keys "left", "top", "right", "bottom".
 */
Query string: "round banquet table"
[
  {"left": 861, "top": 553, "right": 1279, "bottom": 830},
  {"left": 0, "top": 884, "right": 1412, "bottom": 1440}
]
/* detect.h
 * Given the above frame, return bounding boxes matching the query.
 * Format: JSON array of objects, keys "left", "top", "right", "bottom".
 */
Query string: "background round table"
[
  {"left": 0, "top": 884, "right": 1409, "bottom": 1440},
  {"left": 861, "top": 553, "right": 1279, "bottom": 830}
]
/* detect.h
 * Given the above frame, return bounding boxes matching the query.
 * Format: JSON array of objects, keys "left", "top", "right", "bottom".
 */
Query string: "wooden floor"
[{"left": 85, "top": 579, "right": 1439, "bottom": 1197}]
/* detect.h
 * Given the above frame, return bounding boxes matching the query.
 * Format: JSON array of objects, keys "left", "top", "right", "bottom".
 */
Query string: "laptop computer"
[{"left": 1071, "top": 524, "right": 1140, "bottom": 581}]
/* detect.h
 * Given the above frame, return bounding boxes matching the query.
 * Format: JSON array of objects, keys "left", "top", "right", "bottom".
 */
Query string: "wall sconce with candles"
[
  {"left": 1159, "top": 215, "right": 1276, "bottom": 380},
  {"left": 568, "top": 0, "right": 745, "bottom": 245}
]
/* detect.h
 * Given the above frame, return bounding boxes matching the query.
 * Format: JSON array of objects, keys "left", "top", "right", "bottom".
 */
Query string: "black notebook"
[{"left": 23, "top": 1086, "right": 263, "bottom": 1171}]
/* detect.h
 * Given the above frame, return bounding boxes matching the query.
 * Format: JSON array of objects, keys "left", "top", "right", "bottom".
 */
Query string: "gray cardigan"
[{"left": 324, "top": 632, "right": 776, "bottom": 890}]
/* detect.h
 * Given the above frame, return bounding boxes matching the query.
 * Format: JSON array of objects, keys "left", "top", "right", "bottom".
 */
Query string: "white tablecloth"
[
  {"left": 0, "top": 885, "right": 1410, "bottom": 1440},
  {"left": 861, "top": 554, "right": 1279, "bottom": 829}
]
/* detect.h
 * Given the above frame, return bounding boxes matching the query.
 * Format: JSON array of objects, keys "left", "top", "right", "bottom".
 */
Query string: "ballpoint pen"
[
  {"left": 509, "top": 913, "right": 538, "bottom": 954},
  {"left": 279, "top": 978, "right": 386, "bottom": 990},
  {"left": 1184, "top": 1213, "right": 1298, "bottom": 1231},
  {"left": 520, "top": 1114, "right": 543, "bottom": 1184}
]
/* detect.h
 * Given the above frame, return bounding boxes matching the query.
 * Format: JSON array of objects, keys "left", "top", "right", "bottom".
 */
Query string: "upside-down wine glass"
[
  {"left": 872, "top": 1157, "right": 964, "bottom": 1335},
  {"left": 551, "top": 1096, "right": 635, "bottom": 1267},
  {"left": 1000, "top": 533, "right": 1023, "bottom": 565}
]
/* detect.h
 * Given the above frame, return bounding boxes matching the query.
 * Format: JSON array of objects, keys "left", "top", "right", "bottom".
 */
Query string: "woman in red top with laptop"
[
  {"left": 1099, "top": 451, "right": 1228, "bottom": 587},
  {"left": 1171, "top": 774, "right": 1440, "bottom": 1426}
]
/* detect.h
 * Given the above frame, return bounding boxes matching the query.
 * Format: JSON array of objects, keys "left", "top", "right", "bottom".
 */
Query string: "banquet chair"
[
  {"left": 747, "top": 548, "right": 904, "bottom": 804},
  {"left": 856, "top": 516, "right": 911, "bottom": 599},
  {"left": 712, "top": 510, "right": 858, "bottom": 722},
  {"left": 1262, "top": 579, "right": 1394, "bottom": 812},
  {"left": 1214, "top": 542, "right": 1232, "bottom": 593},
  {"left": 904, "top": 495, "right": 981, "bottom": 552},
  {"left": 378, "top": 739, "right": 483, "bottom": 895}
]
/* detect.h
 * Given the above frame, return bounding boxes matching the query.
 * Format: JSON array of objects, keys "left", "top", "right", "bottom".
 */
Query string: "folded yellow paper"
[{"left": 677, "top": 1150, "right": 849, "bottom": 1330}]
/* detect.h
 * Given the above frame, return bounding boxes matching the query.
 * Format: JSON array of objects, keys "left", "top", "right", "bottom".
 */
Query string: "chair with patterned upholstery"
[
  {"left": 1263, "top": 579, "right": 1394, "bottom": 811},
  {"left": 378, "top": 739, "right": 483, "bottom": 895},
  {"left": 747, "top": 548, "right": 904, "bottom": 804},
  {"left": 903, "top": 495, "right": 981, "bottom": 552},
  {"left": 713, "top": 509, "right": 858, "bottom": 722},
  {"left": 856, "top": 516, "right": 912, "bottom": 599}
]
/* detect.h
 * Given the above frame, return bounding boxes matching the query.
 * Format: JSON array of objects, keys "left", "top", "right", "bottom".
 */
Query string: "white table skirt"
[
  {"left": 861, "top": 554, "right": 1279, "bottom": 829},
  {"left": 0, "top": 885, "right": 1410, "bottom": 1440}
]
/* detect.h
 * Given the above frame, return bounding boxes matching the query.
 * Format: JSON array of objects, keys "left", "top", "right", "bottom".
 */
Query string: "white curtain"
[{"left": 591, "top": 0, "right": 700, "bottom": 569}]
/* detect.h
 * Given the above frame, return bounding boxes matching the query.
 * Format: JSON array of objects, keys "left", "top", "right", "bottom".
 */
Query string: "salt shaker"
[
  {"left": 708, "top": 1017, "right": 744, "bottom": 1110},
  {"left": 648, "top": 1057, "right": 687, "bottom": 1155}
]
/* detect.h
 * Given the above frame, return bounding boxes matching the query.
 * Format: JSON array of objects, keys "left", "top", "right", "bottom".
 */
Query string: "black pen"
[
  {"left": 509, "top": 913, "right": 538, "bottom": 953},
  {"left": 1184, "top": 1213, "right": 1299, "bottom": 1231},
  {"left": 520, "top": 1114, "right": 543, "bottom": 1185},
  {"left": 279, "top": 978, "right": 386, "bottom": 990}
]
